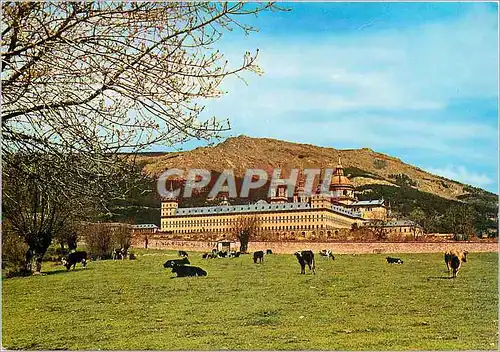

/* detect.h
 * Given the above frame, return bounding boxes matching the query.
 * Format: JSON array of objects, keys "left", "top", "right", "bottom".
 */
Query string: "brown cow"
[{"left": 444, "top": 250, "right": 468, "bottom": 278}]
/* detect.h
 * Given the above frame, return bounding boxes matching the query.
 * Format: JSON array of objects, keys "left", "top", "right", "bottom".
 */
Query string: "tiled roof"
[
  {"left": 132, "top": 224, "right": 159, "bottom": 229},
  {"left": 175, "top": 202, "right": 362, "bottom": 218},
  {"left": 363, "top": 220, "right": 420, "bottom": 227},
  {"left": 351, "top": 199, "right": 385, "bottom": 206}
]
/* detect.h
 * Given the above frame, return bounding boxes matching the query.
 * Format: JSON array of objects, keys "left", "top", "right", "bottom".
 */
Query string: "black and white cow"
[
  {"left": 163, "top": 257, "right": 190, "bottom": 268},
  {"left": 112, "top": 248, "right": 127, "bottom": 260},
  {"left": 218, "top": 251, "right": 228, "bottom": 258},
  {"left": 62, "top": 251, "right": 88, "bottom": 270},
  {"left": 178, "top": 250, "right": 188, "bottom": 257},
  {"left": 171, "top": 264, "right": 207, "bottom": 277},
  {"left": 319, "top": 249, "right": 335, "bottom": 260},
  {"left": 253, "top": 250, "right": 264, "bottom": 264},
  {"left": 386, "top": 256, "right": 403, "bottom": 264},
  {"left": 229, "top": 251, "right": 241, "bottom": 258},
  {"left": 294, "top": 250, "right": 315, "bottom": 274}
]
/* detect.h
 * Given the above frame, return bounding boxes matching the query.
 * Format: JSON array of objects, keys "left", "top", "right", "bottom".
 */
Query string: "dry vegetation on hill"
[{"left": 137, "top": 135, "right": 481, "bottom": 201}]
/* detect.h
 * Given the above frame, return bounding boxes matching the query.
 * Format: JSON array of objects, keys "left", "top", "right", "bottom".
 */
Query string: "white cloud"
[
  {"left": 426, "top": 165, "right": 494, "bottom": 188},
  {"left": 198, "top": 4, "right": 498, "bottom": 191},
  {"left": 214, "top": 3, "right": 497, "bottom": 114}
]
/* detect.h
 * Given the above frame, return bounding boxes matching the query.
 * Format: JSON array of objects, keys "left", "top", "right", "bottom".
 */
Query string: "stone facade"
[{"left": 159, "top": 158, "right": 391, "bottom": 241}]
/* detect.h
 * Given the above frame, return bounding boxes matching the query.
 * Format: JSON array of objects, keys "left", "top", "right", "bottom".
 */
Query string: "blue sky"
[{"left": 161, "top": 2, "right": 499, "bottom": 193}]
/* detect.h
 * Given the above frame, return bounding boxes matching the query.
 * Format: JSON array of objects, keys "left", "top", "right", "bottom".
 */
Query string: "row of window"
[
  {"left": 160, "top": 213, "right": 352, "bottom": 227},
  {"left": 160, "top": 225, "right": 344, "bottom": 234}
]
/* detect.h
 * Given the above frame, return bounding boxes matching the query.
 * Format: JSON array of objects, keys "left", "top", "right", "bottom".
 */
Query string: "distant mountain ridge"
[{"left": 135, "top": 135, "right": 495, "bottom": 202}]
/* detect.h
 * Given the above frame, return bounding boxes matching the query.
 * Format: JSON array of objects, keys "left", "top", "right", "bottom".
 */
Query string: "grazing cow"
[
  {"left": 294, "top": 250, "right": 315, "bottom": 274},
  {"left": 178, "top": 250, "right": 188, "bottom": 257},
  {"left": 253, "top": 250, "right": 264, "bottom": 264},
  {"left": 112, "top": 248, "right": 127, "bottom": 260},
  {"left": 163, "top": 257, "right": 190, "bottom": 268},
  {"left": 444, "top": 250, "right": 468, "bottom": 278},
  {"left": 319, "top": 249, "right": 335, "bottom": 260},
  {"left": 62, "top": 251, "right": 88, "bottom": 270},
  {"left": 266, "top": 249, "right": 273, "bottom": 255},
  {"left": 171, "top": 264, "right": 207, "bottom": 277},
  {"left": 217, "top": 251, "right": 228, "bottom": 258},
  {"left": 386, "top": 256, "right": 403, "bottom": 264},
  {"left": 202, "top": 252, "right": 209, "bottom": 259},
  {"left": 229, "top": 251, "right": 241, "bottom": 258}
]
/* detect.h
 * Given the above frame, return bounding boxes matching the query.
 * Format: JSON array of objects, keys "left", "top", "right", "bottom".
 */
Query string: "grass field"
[{"left": 2, "top": 250, "right": 498, "bottom": 350}]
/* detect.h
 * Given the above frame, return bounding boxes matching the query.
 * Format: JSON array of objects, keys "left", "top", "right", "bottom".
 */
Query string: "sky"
[{"left": 159, "top": 2, "right": 499, "bottom": 193}]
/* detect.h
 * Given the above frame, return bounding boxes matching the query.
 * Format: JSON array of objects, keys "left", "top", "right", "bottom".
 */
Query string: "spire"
[
  {"left": 334, "top": 153, "right": 344, "bottom": 177},
  {"left": 164, "top": 180, "right": 179, "bottom": 202}
]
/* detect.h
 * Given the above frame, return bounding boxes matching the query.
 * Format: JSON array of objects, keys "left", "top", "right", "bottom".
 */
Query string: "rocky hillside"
[{"left": 136, "top": 135, "right": 492, "bottom": 202}]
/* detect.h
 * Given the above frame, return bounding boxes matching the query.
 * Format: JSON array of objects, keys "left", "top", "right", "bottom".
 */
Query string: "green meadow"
[{"left": 2, "top": 250, "right": 498, "bottom": 350}]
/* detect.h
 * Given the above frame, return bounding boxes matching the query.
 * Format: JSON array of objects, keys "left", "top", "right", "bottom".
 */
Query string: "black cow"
[
  {"left": 171, "top": 264, "right": 207, "bottom": 277},
  {"left": 266, "top": 249, "right": 273, "bottom": 255},
  {"left": 202, "top": 252, "right": 209, "bottom": 259},
  {"left": 163, "top": 257, "right": 190, "bottom": 268},
  {"left": 319, "top": 249, "right": 335, "bottom": 260},
  {"left": 218, "top": 251, "right": 228, "bottom": 258},
  {"left": 253, "top": 250, "right": 264, "bottom": 264},
  {"left": 62, "top": 251, "right": 88, "bottom": 270},
  {"left": 294, "top": 250, "right": 315, "bottom": 274},
  {"left": 386, "top": 256, "right": 403, "bottom": 264},
  {"left": 178, "top": 250, "right": 188, "bottom": 257}
]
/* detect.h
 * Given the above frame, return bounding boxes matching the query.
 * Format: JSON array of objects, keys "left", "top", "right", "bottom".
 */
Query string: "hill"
[
  {"left": 137, "top": 135, "right": 492, "bottom": 201},
  {"left": 109, "top": 135, "right": 497, "bottom": 235}
]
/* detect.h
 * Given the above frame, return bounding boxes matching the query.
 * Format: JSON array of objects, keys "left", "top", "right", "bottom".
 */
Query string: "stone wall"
[{"left": 132, "top": 235, "right": 498, "bottom": 254}]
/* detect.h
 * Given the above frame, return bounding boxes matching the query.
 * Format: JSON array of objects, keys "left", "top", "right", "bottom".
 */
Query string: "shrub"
[
  {"left": 2, "top": 225, "right": 29, "bottom": 276},
  {"left": 82, "top": 223, "right": 132, "bottom": 259},
  {"left": 373, "top": 159, "right": 387, "bottom": 170}
]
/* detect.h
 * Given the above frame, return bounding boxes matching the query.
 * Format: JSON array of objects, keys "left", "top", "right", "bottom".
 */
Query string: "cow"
[
  {"left": 163, "top": 257, "right": 190, "bottom": 268},
  {"left": 294, "top": 250, "right": 315, "bottom": 274},
  {"left": 253, "top": 250, "right": 264, "bottom": 264},
  {"left": 218, "top": 251, "right": 228, "bottom": 258},
  {"left": 178, "top": 250, "right": 188, "bottom": 257},
  {"left": 386, "top": 256, "right": 403, "bottom": 264},
  {"left": 444, "top": 250, "right": 468, "bottom": 278},
  {"left": 62, "top": 251, "right": 88, "bottom": 270},
  {"left": 202, "top": 252, "right": 217, "bottom": 259},
  {"left": 229, "top": 251, "right": 241, "bottom": 258},
  {"left": 171, "top": 264, "right": 207, "bottom": 277},
  {"left": 266, "top": 249, "right": 273, "bottom": 255},
  {"left": 112, "top": 248, "right": 127, "bottom": 260},
  {"left": 319, "top": 249, "right": 335, "bottom": 260}
]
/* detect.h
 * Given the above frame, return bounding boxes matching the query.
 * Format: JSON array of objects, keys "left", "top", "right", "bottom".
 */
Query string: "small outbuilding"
[{"left": 215, "top": 240, "right": 237, "bottom": 253}]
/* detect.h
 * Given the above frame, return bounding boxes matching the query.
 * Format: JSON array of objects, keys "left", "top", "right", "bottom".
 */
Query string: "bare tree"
[
  {"left": 234, "top": 215, "right": 260, "bottom": 252},
  {"left": 1, "top": 2, "right": 281, "bottom": 272},
  {"left": 2, "top": 2, "right": 280, "bottom": 166}
]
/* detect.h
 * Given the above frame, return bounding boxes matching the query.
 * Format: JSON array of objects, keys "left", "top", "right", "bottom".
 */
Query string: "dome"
[{"left": 330, "top": 175, "right": 352, "bottom": 187}]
